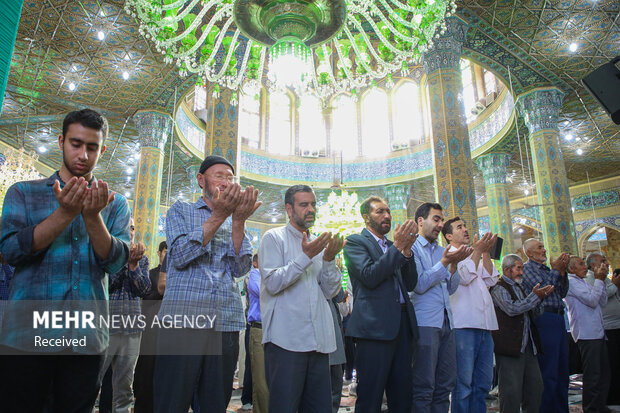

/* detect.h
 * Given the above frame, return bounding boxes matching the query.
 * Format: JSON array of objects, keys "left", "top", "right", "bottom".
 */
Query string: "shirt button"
[
  {"left": 73, "top": 285, "right": 77, "bottom": 290},
  {"left": 73, "top": 236, "right": 78, "bottom": 241},
  {"left": 73, "top": 260, "right": 78, "bottom": 265}
]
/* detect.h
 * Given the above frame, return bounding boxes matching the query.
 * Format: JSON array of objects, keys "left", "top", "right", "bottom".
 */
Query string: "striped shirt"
[
  {"left": 522, "top": 260, "right": 569, "bottom": 309},
  {"left": 108, "top": 255, "right": 151, "bottom": 334},
  {"left": 0, "top": 172, "right": 130, "bottom": 353},
  {"left": 159, "top": 198, "right": 252, "bottom": 332}
]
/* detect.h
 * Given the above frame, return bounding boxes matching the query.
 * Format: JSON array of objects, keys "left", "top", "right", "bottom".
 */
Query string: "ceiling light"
[
  {"left": 134, "top": 153, "right": 140, "bottom": 160},
  {"left": 68, "top": 82, "right": 76, "bottom": 91},
  {"left": 122, "top": 71, "right": 130, "bottom": 80},
  {"left": 38, "top": 146, "right": 47, "bottom": 153},
  {"left": 565, "top": 133, "right": 573, "bottom": 140},
  {"left": 271, "top": 217, "right": 277, "bottom": 223},
  {"left": 569, "top": 43, "right": 578, "bottom": 52},
  {"left": 523, "top": 189, "right": 529, "bottom": 195},
  {"left": 576, "top": 148, "right": 583, "bottom": 155},
  {"left": 126, "top": 167, "right": 133, "bottom": 174},
  {"left": 124, "top": 191, "right": 131, "bottom": 197},
  {"left": 124, "top": 54, "right": 130, "bottom": 61},
  {"left": 97, "top": 31, "right": 105, "bottom": 41},
  {"left": 518, "top": 228, "right": 524, "bottom": 234}
]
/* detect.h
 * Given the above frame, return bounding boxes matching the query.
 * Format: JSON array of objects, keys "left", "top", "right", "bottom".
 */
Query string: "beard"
[
  {"left": 292, "top": 210, "right": 315, "bottom": 230},
  {"left": 369, "top": 217, "right": 390, "bottom": 236},
  {"left": 513, "top": 277, "right": 523, "bottom": 284},
  {"left": 62, "top": 152, "right": 91, "bottom": 179}
]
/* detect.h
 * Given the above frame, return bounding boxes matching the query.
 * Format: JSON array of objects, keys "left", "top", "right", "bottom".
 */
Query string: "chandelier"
[
  {"left": 126, "top": 0, "right": 456, "bottom": 97},
  {"left": 0, "top": 148, "right": 41, "bottom": 210}
]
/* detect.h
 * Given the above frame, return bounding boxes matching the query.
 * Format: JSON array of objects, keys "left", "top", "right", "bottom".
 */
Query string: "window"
[
  {"left": 331, "top": 94, "right": 358, "bottom": 159},
  {"left": 267, "top": 91, "right": 292, "bottom": 155},
  {"left": 393, "top": 82, "right": 424, "bottom": 146},
  {"left": 483, "top": 69, "right": 497, "bottom": 95},
  {"left": 361, "top": 89, "right": 390, "bottom": 157},
  {"left": 298, "top": 94, "right": 326, "bottom": 156},
  {"left": 238, "top": 89, "right": 261, "bottom": 148},
  {"left": 460, "top": 59, "right": 476, "bottom": 123}
]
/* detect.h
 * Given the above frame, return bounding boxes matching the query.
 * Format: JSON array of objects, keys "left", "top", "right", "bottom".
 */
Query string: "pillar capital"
[
  {"left": 133, "top": 110, "right": 173, "bottom": 150},
  {"left": 516, "top": 87, "right": 564, "bottom": 134},
  {"left": 422, "top": 17, "right": 469, "bottom": 73},
  {"left": 476, "top": 152, "right": 511, "bottom": 186}
]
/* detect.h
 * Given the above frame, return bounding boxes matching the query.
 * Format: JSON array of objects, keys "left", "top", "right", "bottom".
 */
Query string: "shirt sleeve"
[
  {"left": 481, "top": 265, "right": 500, "bottom": 288},
  {"left": 412, "top": 244, "right": 451, "bottom": 294},
  {"left": 521, "top": 262, "right": 541, "bottom": 294},
  {"left": 568, "top": 278, "right": 607, "bottom": 309},
  {"left": 128, "top": 255, "right": 152, "bottom": 297},
  {"left": 0, "top": 183, "right": 49, "bottom": 266},
  {"left": 224, "top": 230, "right": 253, "bottom": 278},
  {"left": 248, "top": 269, "right": 261, "bottom": 297},
  {"left": 94, "top": 196, "right": 131, "bottom": 275},
  {"left": 259, "top": 231, "right": 312, "bottom": 296},
  {"left": 318, "top": 257, "right": 342, "bottom": 300},
  {"left": 457, "top": 259, "right": 478, "bottom": 286},
  {"left": 166, "top": 202, "right": 212, "bottom": 270},
  {"left": 447, "top": 269, "right": 461, "bottom": 295},
  {"left": 551, "top": 269, "right": 569, "bottom": 298},
  {"left": 491, "top": 284, "right": 541, "bottom": 316}
]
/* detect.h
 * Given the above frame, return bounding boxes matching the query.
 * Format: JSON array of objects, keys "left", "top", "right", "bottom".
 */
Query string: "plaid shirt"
[
  {"left": 0, "top": 264, "right": 14, "bottom": 300},
  {"left": 109, "top": 255, "right": 151, "bottom": 335},
  {"left": 0, "top": 172, "right": 130, "bottom": 353},
  {"left": 522, "top": 259, "right": 569, "bottom": 310},
  {"left": 159, "top": 198, "right": 252, "bottom": 332}
]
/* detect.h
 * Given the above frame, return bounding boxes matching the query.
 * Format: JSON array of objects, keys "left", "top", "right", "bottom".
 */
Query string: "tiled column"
[
  {"left": 384, "top": 184, "right": 409, "bottom": 229},
  {"left": 517, "top": 87, "right": 577, "bottom": 255},
  {"left": 476, "top": 152, "right": 514, "bottom": 256},
  {"left": 206, "top": 87, "right": 239, "bottom": 170},
  {"left": 133, "top": 110, "right": 172, "bottom": 262},
  {"left": 422, "top": 17, "right": 478, "bottom": 233},
  {"left": 187, "top": 164, "right": 202, "bottom": 202}
]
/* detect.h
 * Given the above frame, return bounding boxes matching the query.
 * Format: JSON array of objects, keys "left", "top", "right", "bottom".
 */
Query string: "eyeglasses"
[{"left": 205, "top": 173, "right": 237, "bottom": 184}]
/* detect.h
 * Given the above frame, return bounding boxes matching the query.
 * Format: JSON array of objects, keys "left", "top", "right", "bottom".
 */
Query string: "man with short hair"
[
  {"left": 491, "top": 254, "right": 554, "bottom": 413},
  {"left": 410, "top": 203, "right": 472, "bottom": 413},
  {"left": 258, "top": 185, "right": 344, "bottom": 413},
  {"left": 0, "top": 109, "right": 131, "bottom": 412},
  {"left": 442, "top": 217, "right": 499, "bottom": 413},
  {"left": 154, "top": 155, "right": 260, "bottom": 413},
  {"left": 565, "top": 255, "right": 610, "bottom": 413},
  {"left": 584, "top": 253, "right": 620, "bottom": 406},
  {"left": 100, "top": 218, "right": 151, "bottom": 413},
  {"left": 343, "top": 196, "right": 419, "bottom": 413},
  {"left": 521, "top": 238, "right": 570, "bottom": 413}
]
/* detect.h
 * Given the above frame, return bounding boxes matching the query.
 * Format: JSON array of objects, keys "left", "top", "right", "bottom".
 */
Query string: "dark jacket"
[{"left": 343, "top": 229, "right": 419, "bottom": 341}]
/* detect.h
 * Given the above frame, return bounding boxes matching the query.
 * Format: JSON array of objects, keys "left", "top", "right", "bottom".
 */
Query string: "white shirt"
[
  {"left": 258, "top": 223, "right": 342, "bottom": 353},
  {"left": 449, "top": 246, "right": 499, "bottom": 331},
  {"left": 585, "top": 270, "right": 620, "bottom": 330},
  {"left": 564, "top": 274, "right": 607, "bottom": 341}
]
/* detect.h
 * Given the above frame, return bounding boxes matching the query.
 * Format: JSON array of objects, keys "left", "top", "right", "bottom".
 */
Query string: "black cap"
[{"left": 199, "top": 155, "right": 235, "bottom": 174}]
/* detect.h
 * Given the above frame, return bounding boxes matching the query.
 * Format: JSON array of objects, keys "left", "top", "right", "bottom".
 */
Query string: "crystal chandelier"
[
  {"left": 126, "top": 0, "right": 456, "bottom": 97},
  {"left": 0, "top": 148, "right": 41, "bottom": 210}
]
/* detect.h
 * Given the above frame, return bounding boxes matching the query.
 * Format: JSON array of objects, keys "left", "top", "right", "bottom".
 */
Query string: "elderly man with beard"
[
  {"left": 258, "top": 185, "right": 344, "bottom": 413},
  {"left": 154, "top": 155, "right": 260, "bottom": 413},
  {"left": 342, "top": 196, "right": 419, "bottom": 413},
  {"left": 410, "top": 203, "right": 472, "bottom": 413},
  {"left": 491, "top": 254, "right": 554, "bottom": 413},
  {"left": 521, "top": 238, "right": 571, "bottom": 413},
  {"left": 441, "top": 217, "right": 499, "bottom": 413}
]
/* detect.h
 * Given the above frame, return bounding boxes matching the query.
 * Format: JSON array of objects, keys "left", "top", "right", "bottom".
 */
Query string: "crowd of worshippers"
[{"left": 0, "top": 108, "right": 619, "bottom": 413}]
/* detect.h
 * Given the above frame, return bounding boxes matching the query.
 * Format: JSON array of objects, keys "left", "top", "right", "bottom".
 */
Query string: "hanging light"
[{"left": 267, "top": 39, "right": 313, "bottom": 92}]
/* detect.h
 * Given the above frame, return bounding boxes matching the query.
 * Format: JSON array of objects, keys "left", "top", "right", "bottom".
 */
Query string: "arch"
[
  {"left": 578, "top": 223, "right": 620, "bottom": 257},
  {"left": 392, "top": 80, "right": 424, "bottom": 146}
]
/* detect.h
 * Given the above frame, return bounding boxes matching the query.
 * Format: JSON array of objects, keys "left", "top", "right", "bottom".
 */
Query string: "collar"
[
  {"left": 585, "top": 270, "right": 594, "bottom": 279},
  {"left": 193, "top": 196, "right": 212, "bottom": 211},
  {"left": 368, "top": 230, "right": 385, "bottom": 244},
  {"left": 568, "top": 273, "right": 586, "bottom": 282},
  {"left": 286, "top": 222, "right": 307, "bottom": 240},
  {"left": 501, "top": 276, "right": 517, "bottom": 286},
  {"left": 526, "top": 259, "right": 549, "bottom": 270},
  {"left": 416, "top": 235, "right": 437, "bottom": 249}
]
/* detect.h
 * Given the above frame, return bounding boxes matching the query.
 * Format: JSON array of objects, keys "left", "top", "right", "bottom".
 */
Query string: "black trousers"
[
  {"left": 353, "top": 311, "right": 413, "bottom": 413},
  {"left": 344, "top": 335, "right": 356, "bottom": 380},
  {"left": 0, "top": 347, "right": 104, "bottom": 413},
  {"left": 264, "top": 342, "right": 331, "bottom": 413},
  {"left": 605, "top": 328, "right": 620, "bottom": 405},
  {"left": 577, "top": 339, "right": 610, "bottom": 413},
  {"left": 241, "top": 323, "right": 253, "bottom": 405},
  {"left": 153, "top": 329, "right": 239, "bottom": 413}
]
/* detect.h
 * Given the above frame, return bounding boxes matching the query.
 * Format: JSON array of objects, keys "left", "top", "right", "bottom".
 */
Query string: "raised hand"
[
  {"left": 442, "top": 244, "right": 474, "bottom": 265},
  {"left": 232, "top": 185, "right": 261, "bottom": 222},
  {"left": 129, "top": 242, "right": 146, "bottom": 271},
  {"left": 323, "top": 233, "right": 346, "bottom": 262},
  {"left": 393, "top": 219, "right": 418, "bottom": 252},
  {"left": 82, "top": 180, "right": 115, "bottom": 219},
  {"left": 593, "top": 262, "right": 609, "bottom": 280},
  {"left": 211, "top": 183, "right": 242, "bottom": 220},
  {"left": 533, "top": 283, "right": 555, "bottom": 300},
  {"left": 550, "top": 252, "right": 570, "bottom": 275},
  {"left": 53, "top": 177, "right": 88, "bottom": 217},
  {"left": 302, "top": 232, "right": 332, "bottom": 259},
  {"left": 612, "top": 271, "right": 620, "bottom": 288}
]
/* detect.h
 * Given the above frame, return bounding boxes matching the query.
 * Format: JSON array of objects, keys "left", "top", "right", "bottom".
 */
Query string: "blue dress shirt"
[
  {"left": 247, "top": 267, "right": 262, "bottom": 323},
  {"left": 410, "top": 236, "right": 460, "bottom": 328}
]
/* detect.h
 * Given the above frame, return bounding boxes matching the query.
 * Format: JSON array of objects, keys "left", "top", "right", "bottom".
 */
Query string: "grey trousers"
[
  {"left": 495, "top": 345, "right": 543, "bottom": 413},
  {"left": 577, "top": 339, "right": 610, "bottom": 413},
  {"left": 412, "top": 314, "right": 456, "bottom": 413},
  {"left": 99, "top": 333, "right": 142, "bottom": 413}
]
